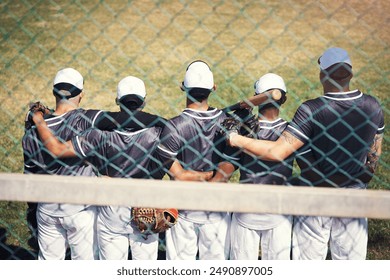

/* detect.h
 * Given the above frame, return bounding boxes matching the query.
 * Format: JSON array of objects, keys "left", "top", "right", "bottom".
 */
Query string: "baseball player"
[
  {"left": 22, "top": 68, "right": 165, "bottom": 260},
  {"left": 149, "top": 60, "right": 230, "bottom": 260},
  {"left": 223, "top": 47, "right": 384, "bottom": 260},
  {"left": 31, "top": 76, "right": 211, "bottom": 260},
  {"left": 213, "top": 73, "right": 293, "bottom": 260}
]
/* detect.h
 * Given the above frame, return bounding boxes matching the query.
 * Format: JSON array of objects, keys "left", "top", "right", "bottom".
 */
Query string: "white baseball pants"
[
  {"left": 229, "top": 214, "right": 292, "bottom": 260},
  {"left": 165, "top": 213, "right": 231, "bottom": 260},
  {"left": 37, "top": 206, "right": 98, "bottom": 260},
  {"left": 97, "top": 214, "right": 159, "bottom": 260},
  {"left": 292, "top": 216, "right": 368, "bottom": 260}
]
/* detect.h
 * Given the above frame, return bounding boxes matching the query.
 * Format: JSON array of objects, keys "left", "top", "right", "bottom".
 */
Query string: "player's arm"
[
  {"left": 325, "top": 133, "right": 381, "bottom": 185},
  {"left": 32, "top": 112, "right": 76, "bottom": 158},
  {"left": 228, "top": 130, "right": 304, "bottom": 161},
  {"left": 345, "top": 133, "right": 383, "bottom": 184},
  {"left": 209, "top": 161, "right": 236, "bottom": 182},
  {"left": 168, "top": 160, "right": 213, "bottom": 181},
  {"left": 209, "top": 145, "right": 240, "bottom": 182},
  {"left": 360, "top": 133, "right": 383, "bottom": 183},
  {"left": 367, "top": 133, "right": 383, "bottom": 172}
]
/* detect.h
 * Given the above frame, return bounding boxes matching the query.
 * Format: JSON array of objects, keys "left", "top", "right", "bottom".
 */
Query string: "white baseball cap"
[
  {"left": 117, "top": 76, "right": 146, "bottom": 100},
  {"left": 183, "top": 60, "right": 214, "bottom": 90},
  {"left": 318, "top": 47, "right": 352, "bottom": 70},
  {"left": 53, "top": 68, "right": 84, "bottom": 91},
  {"left": 254, "top": 73, "right": 286, "bottom": 94}
]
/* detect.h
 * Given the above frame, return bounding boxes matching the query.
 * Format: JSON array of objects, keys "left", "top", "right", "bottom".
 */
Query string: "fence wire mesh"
[{"left": 0, "top": 0, "right": 389, "bottom": 260}]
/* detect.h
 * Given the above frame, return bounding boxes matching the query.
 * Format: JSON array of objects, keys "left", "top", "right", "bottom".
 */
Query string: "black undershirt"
[{"left": 94, "top": 110, "right": 166, "bottom": 131}]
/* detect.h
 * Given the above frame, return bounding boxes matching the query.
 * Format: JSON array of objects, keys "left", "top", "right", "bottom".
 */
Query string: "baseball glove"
[
  {"left": 25, "top": 101, "right": 53, "bottom": 130},
  {"left": 131, "top": 207, "right": 178, "bottom": 235},
  {"left": 240, "top": 113, "right": 258, "bottom": 138},
  {"left": 230, "top": 108, "right": 258, "bottom": 138},
  {"left": 220, "top": 116, "right": 241, "bottom": 138}
]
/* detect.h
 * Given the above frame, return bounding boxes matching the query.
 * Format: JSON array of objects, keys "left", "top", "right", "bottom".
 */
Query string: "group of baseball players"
[{"left": 23, "top": 47, "right": 384, "bottom": 260}]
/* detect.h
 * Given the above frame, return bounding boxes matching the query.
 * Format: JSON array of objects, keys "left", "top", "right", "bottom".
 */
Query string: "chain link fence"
[{"left": 0, "top": 0, "right": 389, "bottom": 260}]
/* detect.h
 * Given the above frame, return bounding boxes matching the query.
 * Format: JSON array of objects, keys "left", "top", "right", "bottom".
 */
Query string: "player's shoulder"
[
  {"left": 139, "top": 126, "right": 162, "bottom": 142},
  {"left": 162, "top": 114, "right": 182, "bottom": 131},
  {"left": 187, "top": 107, "right": 225, "bottom": 122},
  {"left": 151, "top": 125, "right": 163, "bottom": 136},
  {"left": 81, "top": 108, "right": 104, "bottom": 118},
  {"left": 361, "top": 92, "right": 382, "bottom": 106},
  {"left": 166, "top": 109, "right": 196, "bottom": 125},
  {"left": 57, "top": 108, "right": 102, "bottom": 120},
  {"left": 303, "top": 95, "right": 326, "bottom": 106},
  {"left": 166, "top": 107, "right": 224, "bottom": 125}
]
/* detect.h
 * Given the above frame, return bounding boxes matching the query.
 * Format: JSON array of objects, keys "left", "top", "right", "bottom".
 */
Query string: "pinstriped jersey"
[
  {"left": 153, "top": 107, "right": 228, "bottom": 223},
  {"left": 71, "top": 127, "right": 162, "bottom": 233},
  {"left": 22, "top": 108, "right": 103, "bottom": 217},
  {"left": 285, "top": 90, "right": 385, "bottom": 188}
]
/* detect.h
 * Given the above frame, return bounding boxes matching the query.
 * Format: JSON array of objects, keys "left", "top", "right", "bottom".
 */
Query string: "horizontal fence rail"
[{"left": 1, "top": 173, "right": 389, "bottom": 219}]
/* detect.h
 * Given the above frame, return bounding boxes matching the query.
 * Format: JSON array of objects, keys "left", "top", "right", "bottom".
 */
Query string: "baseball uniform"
[
  {"left": 22, "top": 68, "right": 165, "bottom": 260},
  {"left": 224, "top": 117, "right": 293, "bottom": 260},
  {"left": 152, "top": 107, "right": 230, "bottom": 260},
  {"left": 285, "top": 89, "right": 384, "bottom": 259},
  {"left": 23, "top": 109, "right": 103, "bottom": 260},
  {"left": 71, "top": 126, "right": 162, "bottom": 260},
  {"left": 22, "top": 108, "right": 164, "bottom": 260}
]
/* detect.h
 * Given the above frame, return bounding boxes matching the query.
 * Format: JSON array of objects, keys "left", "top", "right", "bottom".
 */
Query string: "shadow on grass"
[{"left": 0, "top": 227, "right": 36, "bottom": 260}]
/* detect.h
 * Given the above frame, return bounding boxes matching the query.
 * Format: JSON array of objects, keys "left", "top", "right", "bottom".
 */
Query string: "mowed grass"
[{"left": 0, "top": 0, "right": 389, "bottom": 259}]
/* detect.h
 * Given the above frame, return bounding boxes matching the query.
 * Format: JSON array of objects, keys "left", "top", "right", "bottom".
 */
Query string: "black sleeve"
[{"left": 94, "top": 111, "right": 166, "bottom": 131}]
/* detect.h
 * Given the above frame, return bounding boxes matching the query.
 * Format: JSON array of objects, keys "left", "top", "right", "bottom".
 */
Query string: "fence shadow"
[{"left": 0, "top": 227, "right": 36, "bottom": 260}]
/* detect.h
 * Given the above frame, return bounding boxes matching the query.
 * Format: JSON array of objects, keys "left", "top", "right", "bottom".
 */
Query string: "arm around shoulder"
[{"left": 228, "top": 131, "right": 304, "bottom": 161}]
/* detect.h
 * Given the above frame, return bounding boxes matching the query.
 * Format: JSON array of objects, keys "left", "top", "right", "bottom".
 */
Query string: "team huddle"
[{"left": 22, "top": 47, "right": 384, "bottom": 260}]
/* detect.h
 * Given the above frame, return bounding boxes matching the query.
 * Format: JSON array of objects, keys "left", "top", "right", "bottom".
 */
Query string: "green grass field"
[{"left": 0, "top": 0, "right": 389, "bottom": 259}]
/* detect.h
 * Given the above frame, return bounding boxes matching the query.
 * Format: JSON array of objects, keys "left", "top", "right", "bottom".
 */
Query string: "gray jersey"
[
  {"left": 72, "top": 126, "right": 162, "bottom": 233},
  {"left": 22, "top": 109, "right": 103, "bottom": 217},
  {"left": 153, "top": 107, "right": 227, "bottom": 223}
]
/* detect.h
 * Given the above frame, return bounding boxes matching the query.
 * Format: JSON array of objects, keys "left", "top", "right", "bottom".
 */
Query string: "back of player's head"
[
  {"left": 254, "top": 73, "right": 286, "bottom": 95},
  {"left": 318, "top": 47, "right": 353, "bottom": 83},
  {"left": 116, "top": 76, "right": 146, "bottom": 110},
  {"left": 53, "top": 68, "right": 84, "bottom": 99},
  {"left": 254, "top": 73, "right": 287, "bottom": 109},
  {"left": 181, "top": 60, "right": 215, "bottom": 101}
]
